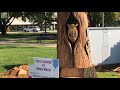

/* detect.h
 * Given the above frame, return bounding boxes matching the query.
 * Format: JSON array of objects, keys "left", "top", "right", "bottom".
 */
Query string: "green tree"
[
  {"left": 23, "top": 12, "right": 53, "bottom": 33},
  {"left": 0, "top": 12, "right": 26, "bottom": 35},
  {"left": 104, "top": 12, "right": 116, "bottom": 26},
  {"left": 90, "top": 12, "right": 102, "bottom": 26},
  {"left": 0, "top": 12, "right": 53, "bottom": 35},
  {"left": 90, "top": 12, "right": 117, "bottom": 27}
]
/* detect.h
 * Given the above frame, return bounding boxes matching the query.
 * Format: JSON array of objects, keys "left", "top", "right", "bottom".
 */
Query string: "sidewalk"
[
  {"left": 0, "top": 32, "right": 57, "bottom": 47},
  {"left": 0, "top": 41, "right": 57, "bottom": 47}
]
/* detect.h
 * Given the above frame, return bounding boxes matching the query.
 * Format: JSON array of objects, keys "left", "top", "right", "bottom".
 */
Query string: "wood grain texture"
[
  {"left": 57, "top": 12, "right": 97, "bottom": 78},
  {"left": 57, "top": 12, "right": 92, "bottom": 68}
]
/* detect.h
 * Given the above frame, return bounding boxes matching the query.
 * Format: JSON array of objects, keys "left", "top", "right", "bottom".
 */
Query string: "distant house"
[
  {"left": 9, "top": 17, "right": 33, "bottom": 31},
  {"left": 8, "top": 13, "right": 58, "bottom": 32}
]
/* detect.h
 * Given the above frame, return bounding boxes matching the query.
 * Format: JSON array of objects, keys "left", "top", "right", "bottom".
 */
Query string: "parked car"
[{"left": 23, "top": 26, "right": 40, "bottom": 32}]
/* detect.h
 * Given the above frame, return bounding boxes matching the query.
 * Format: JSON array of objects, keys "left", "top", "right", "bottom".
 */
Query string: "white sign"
[{"left": 29, "top": 58, "right": 59, "bottom": 78}]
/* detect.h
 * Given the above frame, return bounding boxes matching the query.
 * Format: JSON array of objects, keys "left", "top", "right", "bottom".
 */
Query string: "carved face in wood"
[{"left": 67, "top": 23, "right": 78, "bottom": 44}]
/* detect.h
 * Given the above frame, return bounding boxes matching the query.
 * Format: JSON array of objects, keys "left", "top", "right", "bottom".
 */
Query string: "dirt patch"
[{"left": 0, "top": 65, "right": 29, "bottom": 78}]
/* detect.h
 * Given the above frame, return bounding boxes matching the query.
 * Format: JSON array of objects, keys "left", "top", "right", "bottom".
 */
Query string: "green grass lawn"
[
  {"left": 0, "top": 32, "right": 57, "bottom": 77},
  {"left": 0, "top": 45, "right": 120, "bottom": 78},
  {"left": 0, "top": 45, "right": 57, "bottom": 73},
  {"left": 96, "top": 71, "right": 120, "bottom": 78},
  {"left": 0, "top": 32, "right": 120, "bottom": 78}
]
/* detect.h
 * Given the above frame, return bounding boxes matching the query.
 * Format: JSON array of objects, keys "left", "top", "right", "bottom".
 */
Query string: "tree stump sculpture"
[{"left": 57, "top": 12, "right": 97, "bottom": 78}]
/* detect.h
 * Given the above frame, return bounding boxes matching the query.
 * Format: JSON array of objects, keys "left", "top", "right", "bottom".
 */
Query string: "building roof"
[{"left": 10, "top": 17, "right": 32, "bottom": 25}]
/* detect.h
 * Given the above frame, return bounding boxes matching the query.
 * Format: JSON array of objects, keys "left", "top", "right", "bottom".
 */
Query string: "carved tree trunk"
[{"left": 57, "top": 12, "right": 97, "bottom": 78}]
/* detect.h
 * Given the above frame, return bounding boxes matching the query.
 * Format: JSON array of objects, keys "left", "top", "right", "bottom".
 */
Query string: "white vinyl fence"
[{"left": 89, "top": 27, "right": 120, "bottom": 65}]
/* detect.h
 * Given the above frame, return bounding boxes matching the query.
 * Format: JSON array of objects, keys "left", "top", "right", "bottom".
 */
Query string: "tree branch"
[
  {"left": 6, "top": 14, "right": 14, "bottom": 24},
  {"left": 6, "top": 17, "right": 15, "bottom": 29},
  {"left": 8, "top": 17, "right": 15, "bottom": 26}
]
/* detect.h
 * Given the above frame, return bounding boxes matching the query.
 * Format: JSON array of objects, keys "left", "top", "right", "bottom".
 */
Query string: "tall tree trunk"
[
  {"left": 0, "top": 19, "right": 6, "bottom": 35},
  {"left": 57, "top": 12, "right": 97, "bottom": 78},
  {"left": 45, "top": 20, "right": 47, "bottom": 33},
  {"left": 1, "top": 27, "right": 6, "bottom": 35}
]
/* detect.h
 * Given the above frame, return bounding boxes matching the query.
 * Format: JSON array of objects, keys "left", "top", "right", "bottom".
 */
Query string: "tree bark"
[
  {"left": 57, "top": 12, "right": 97, "bottom": 78},
  {"left": 0, "top": 19, "right": 6, "bottom": 35}
]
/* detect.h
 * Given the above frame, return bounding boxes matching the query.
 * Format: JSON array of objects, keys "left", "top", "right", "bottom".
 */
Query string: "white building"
[{"left": 9, "top": 17, "right": 33, "bottom": 31}]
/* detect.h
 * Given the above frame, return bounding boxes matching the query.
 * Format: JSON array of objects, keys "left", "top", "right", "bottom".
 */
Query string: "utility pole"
[
  {"left": 102, "top": 12, "right": 104, "bottom": 27},
  {"left": 44, "top": 12, "right": 47, "bottom": 33}
]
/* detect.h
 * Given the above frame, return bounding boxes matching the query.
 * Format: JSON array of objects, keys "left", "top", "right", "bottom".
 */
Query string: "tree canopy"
[
  {"left": 90, "top": 12, "right": 117, "bottom": 27},
  {"left": 0, "top": 12, "right": 120, "bottom": 35},
  {"left": 0, "top": 12, "right": 26, "bottom": 35},
  {"left": 0, "top": 12, "right": 54, "bottom": 35}
]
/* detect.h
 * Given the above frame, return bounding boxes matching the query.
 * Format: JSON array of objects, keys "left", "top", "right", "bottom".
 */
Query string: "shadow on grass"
[
  {"left": 0, "top": 33, "right": 38, "bottom": 41},
  {"left": 3, "top": 64, "right": 23, "bottom": 70},
  {"left": 0, "top": 32, "right": 57, "bottom": 39},
  {"left": 38, "top": 40, "right": 57, "bottom": 44},
  {"left": 0, "top": 33, "right": 38, "bottom": 37},
  {"left": 0, "top": 46, "right": 37, "bottom": 49},
  {"left": 0, "top": 64, "right": 26, "bottom": 73},
  {"left": 95, "top": 63, "right": 120, "bottom": 72}
]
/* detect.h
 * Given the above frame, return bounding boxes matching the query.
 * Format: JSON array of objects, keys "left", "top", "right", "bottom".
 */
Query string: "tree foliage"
[
  {"left": 0, "top": 12, "right": 26, "bottom": 35},
  {"left": 1, "top": 12, "right": 120, "bottom": 35},
  {"left": 0, "top": 12, "right": 54, "bottom": 35},
  {"left": 23, "top": 12, "right": 53, "bottom": 33},
  {"left": 23, "top": 12, "right": 53, "bottom": 25},
  {"left": 90, "top": 12, "right": 117, "bottom": 27}
]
